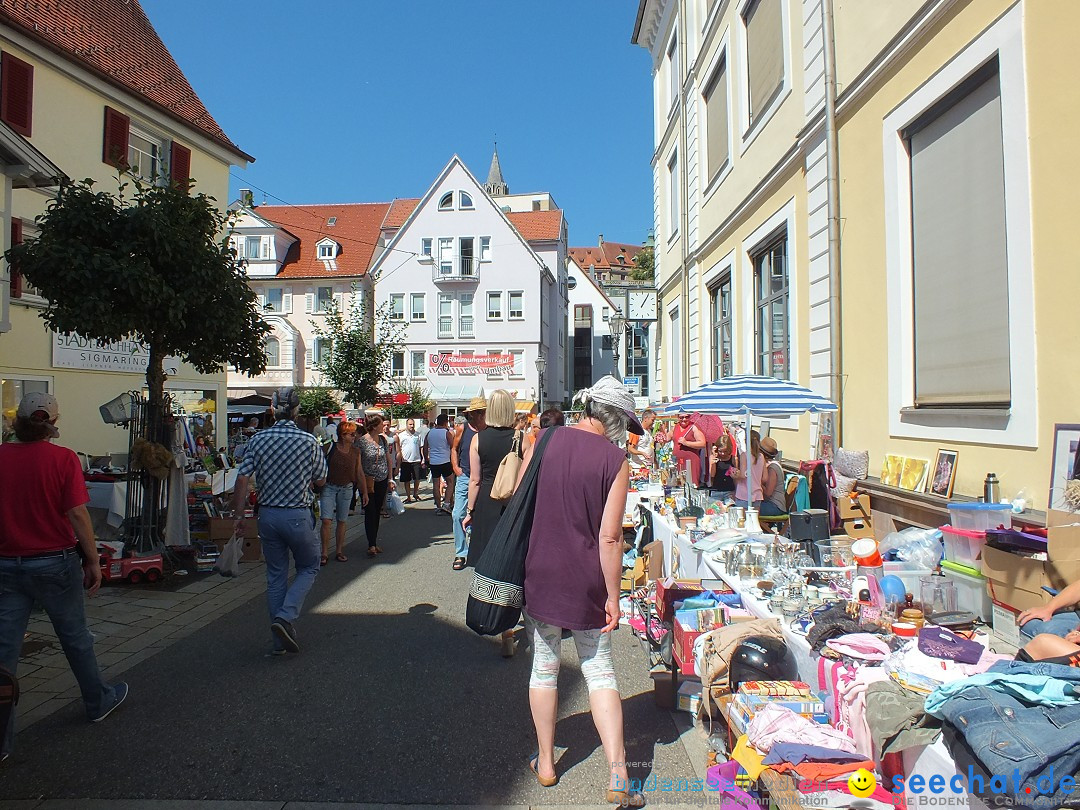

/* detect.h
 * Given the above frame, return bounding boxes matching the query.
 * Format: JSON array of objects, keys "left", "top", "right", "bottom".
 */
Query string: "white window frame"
[
  {"left": 507, "top": 291, "right": 524, "bottom": 320},
  {"left": 438, "top": 293, "right": 453, "bottom": 338},
  {"left": 438, "top": 238, "right": 453, "bottom": 277},
  {"left": 735, "top": 0, "right": 792, "bottom": 152},
  {"left": 391, "top": 351, "right": 405, "bottom": 379},
  {"left": 265, "top": 287, "right": 283, "bottom": 313},
  {"left": 486, "top": 349, "right": 503, "bottom": 379},
  {"left": 487, "top": 291, "right": 502, "bottom": 320},
  {"left": 602, "top": 305, "right": 610, "bottom": 322},
  {"left": 509, "top": 350, "right": 525, "bottom": 379},
  {"left": 127, "top": 122, "right": 165, "bottom": 182},
  {"left": 479, "top": 236, "right": 491, "bottom": 261},
  {"left": 459, "top": 292, "right": 475, "bottom": 338},
  {"left": 411, "top": 350, "right": 426, "bottom": 379},
  {"left": 667, "top": 148, "right": 679, "bottom": 242},
  {"left": 389, "top": 293, "right": 406, "bottom": 322},
  {"left": 421, "top": 238, "right": 432, "bottom": 256},
  {"left": 438, "top": 191, "right": 454, "bottom": 211},
  {"left": 882, "top": 5, "right": 1035, "bottom": 448},
  {"left": 314, "top": 337, "right": 332, "bottom": 367},
  {"left": 245, "top": 235, "right": 269, "bottom": 261},
  {"left": 459, "top": 191, "right": 474, "bottom": 209},
  {"left": 316, "top": 240, "right": 336, "bottom": 260},
  {"left": 666, "top": 30, "right": 680, "bottom": 118},
  {"left": 410, "top": 292, "right": 425, "bottom": 321},
  {"left": 700, "top": 33, "right": 734, "bottom": 200},
  {"left": 315, "top": 286, "right": 334, "bottom": 314},
  {"left": 264, "top": 336, "right": 281, "bottom": 367}
]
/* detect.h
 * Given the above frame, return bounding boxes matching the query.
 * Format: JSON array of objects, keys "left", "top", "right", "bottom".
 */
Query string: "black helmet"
[{"left": 729, "top": 636, "right": 797, "bottom": 691}]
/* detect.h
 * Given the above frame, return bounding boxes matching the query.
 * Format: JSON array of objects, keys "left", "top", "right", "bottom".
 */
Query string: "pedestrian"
[
  {"left": 357, "top": 414, "right": 391, "bottom": 558},
  {"left": 450, "top": 397, "right": 487, "bottom": 571},
  {"left": 731, "top": 429, "right": 766, "bottom": 511},
  {"left": 319, "top": 421, "right": 363, "bottom": 565},
  {"left": 517, "top": 376, "right": 643, "bottom": 806},
  {"left": 759, "top": 436, "right": 788, "bottom": 517},
  {"left": 381, "top": 420, "right": 399, "bottom": 518},
  {"left": 0, "top": 392, "right": 129, "bottom": 760},
  {"left": 232, "top": 388, "right": 327, "bottom": 655},
  {"left": 539, "top": 408, "right": 565, "bottom": 429},
  {"left": 462, "top": 389, "right": 522, "bottom": 656},
  {"left": 397, "top": 418, "right": 423, "bottom": 503},
  {"left": 325, "top": 417, "right": 338, "bottom": 443},
  {"left": 672, "top": 411, "right": 706, "bottom": 486},
  {"left": 424, "top": 413, "right": 455, "bottom": 515},
  {"left": 627, "top": 408, "right": 656, "bottom": 471},
  {"left": 709, "top": 431, "right": 737, "bottom": 497}
]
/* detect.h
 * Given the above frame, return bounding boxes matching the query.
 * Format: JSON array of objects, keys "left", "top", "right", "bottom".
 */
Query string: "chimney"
[
  {"left": 240, "top": 188, "right": 254, "bottom": 207},
  {"left": 598, "top": 234, "right": 604, "bottom": 247}
]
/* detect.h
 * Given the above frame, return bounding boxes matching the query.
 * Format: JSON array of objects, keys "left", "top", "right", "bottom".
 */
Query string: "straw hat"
[{"left": 465, "top": 396, "right": 488, "bottom": 413}]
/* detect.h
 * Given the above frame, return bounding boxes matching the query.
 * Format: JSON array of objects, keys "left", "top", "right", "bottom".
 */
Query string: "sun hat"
[
  {"left": 574, "top": 376, "right": 644, "bottom": 435},
  {"left": 760, "top": 437, "right": 779, "bottom": 458},
  {"left": 465, "top": 396, "right": 488, "bottom": 413},
  {"left": 17, "top": 392, "right": 60, "bottom": 437}
]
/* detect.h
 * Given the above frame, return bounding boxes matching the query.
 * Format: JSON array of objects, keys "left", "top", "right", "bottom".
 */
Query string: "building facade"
[
  {"left": 566, "top": 261, "right": 618, "bottom": 393},
  {"left": 0, "top": 0, "right": 251, "bottom": 456}
]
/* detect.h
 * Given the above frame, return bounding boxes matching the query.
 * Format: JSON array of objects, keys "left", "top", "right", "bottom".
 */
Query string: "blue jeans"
[
  {"left": 258, "top": 508, "right": 320, "bottom": 648},
  {"left": 451, "top": 476, "right": 470, "bottom": 558},
  {"left": 1019, "top": 609, "right": 1080, "bottom": 640},
  {"left": 0, "top": 550, "right": 118, "bottom": 754},
  {"left": 319, "top": 484, "right": 352, "bottom": 524}
]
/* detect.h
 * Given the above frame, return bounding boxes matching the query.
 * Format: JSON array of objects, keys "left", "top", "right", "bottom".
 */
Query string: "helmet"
[{"left": 728, "top": 636, "right": 797, "bottom": 692}]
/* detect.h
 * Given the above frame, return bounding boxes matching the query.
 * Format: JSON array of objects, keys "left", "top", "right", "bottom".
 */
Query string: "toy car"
[{"left": 97, "top": 546, "right": 164, "bottom": 585}]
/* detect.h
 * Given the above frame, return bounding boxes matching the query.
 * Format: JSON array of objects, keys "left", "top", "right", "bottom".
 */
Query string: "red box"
[
  {"left": 655, "top": 578, "right": 705, "bottom": 623},
  {"left": 673, "top": 621, "right": 706, "bottom": 676}
]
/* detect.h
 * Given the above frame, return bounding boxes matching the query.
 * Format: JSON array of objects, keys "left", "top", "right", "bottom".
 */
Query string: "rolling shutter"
[
  {"left": 170, "top": 142, "right": 191, "bottom": 188},
  {"left": 0, "top": 52, "right": 33, "bottom": 136},
  {"left": 102, "top": 107, "right": 130, "bottom": 168},
  {"left": 745, "top": 0, "right": 784, "bottom": 125},
  {"left": 8, "top": 217, "right": 22, "bottom": 298}
]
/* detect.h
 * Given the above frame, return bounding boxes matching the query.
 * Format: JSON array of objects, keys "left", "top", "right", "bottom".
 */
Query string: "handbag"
[
  {"left": 489, "top": 429, "right": 523, "bottom": 501},
  {"left": 466, "top": 427, "right": 558, "bottom": 636}
]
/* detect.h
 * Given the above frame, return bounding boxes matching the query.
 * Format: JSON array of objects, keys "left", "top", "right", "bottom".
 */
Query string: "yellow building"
[
  {"left": 636, "top": 0, "right": 1079, "bottom": 514},
  {"left": 0, "top": 0, "right": 252, "bottom": 457}
]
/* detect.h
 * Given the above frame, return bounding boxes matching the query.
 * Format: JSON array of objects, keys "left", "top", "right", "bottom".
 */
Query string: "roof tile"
[
  {"left": 506, "top": 210, "right": 563, "bottom": 241},
  {"left": 254, "top": 203, "right": 391, "bottom": 280}
]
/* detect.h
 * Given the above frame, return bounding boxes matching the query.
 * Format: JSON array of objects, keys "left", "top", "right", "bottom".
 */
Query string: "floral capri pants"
[{"left": 524, "top": 611, "right": 619, "bottom": 693}]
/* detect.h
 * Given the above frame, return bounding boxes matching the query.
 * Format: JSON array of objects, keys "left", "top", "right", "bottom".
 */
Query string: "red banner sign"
[
  {"left": 392, "top": 393, "right": 411, "bottom": 405},
  {"left": 429, "top": 352, "right": 515, "bottom": 375}
]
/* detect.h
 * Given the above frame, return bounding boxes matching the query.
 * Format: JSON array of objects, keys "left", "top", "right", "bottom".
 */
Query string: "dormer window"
[
  {"left": 460, "top": 191, "right": 474, "bottom": 209},
  {"left": 316, "top": 238, "right": 338, "bottom": 260},
  {"left": 438, "top": 192, "right": 454, "bottom": 210}
]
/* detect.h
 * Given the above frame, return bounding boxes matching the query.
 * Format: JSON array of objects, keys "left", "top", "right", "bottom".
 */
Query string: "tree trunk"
[
  {"left": 145, "top": 345, "right": 166, "bottom": 433},
  {"left": 136, "top": 345, "right": 168, "bottom": 551}
]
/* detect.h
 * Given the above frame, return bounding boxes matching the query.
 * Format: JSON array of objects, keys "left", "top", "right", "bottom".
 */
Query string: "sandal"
[
  {"left": 335, "top": 553, "right": 348, "bottom": 562},
  {"left": 452, "top": 557, "right": 466, "bottom": 570},
  {"left": 528, "top": 753, "right": 558, "bottom": 787},
  {"left": 320, "top": 556, "right": 328, "bottom": 567},
  {"left": 607, "top": 789, "right": 645, "bottom": 807},
  {"left": 373, "top": 546, "right": 383, "bottom": 554},
  {"left": 367, "top": 548, "right": 377, "bottom": 558}
]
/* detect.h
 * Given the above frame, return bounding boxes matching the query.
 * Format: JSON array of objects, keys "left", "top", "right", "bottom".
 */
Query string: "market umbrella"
[
  {"left": 665, "top": 376, "right": 837, "bottom": 527},
  {"left": 690, "top": 413, "right": 724, "bottom": 444}
]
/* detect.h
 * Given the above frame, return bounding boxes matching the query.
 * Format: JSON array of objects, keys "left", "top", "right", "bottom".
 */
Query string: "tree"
[
  {"left": 298, "top": 386, "right": 341, "bottom": 419},
  {"left": 6, "top": 177, "right": 268, "bottom": 422},
  {"left": 313, "top": 293, "right": 406, "bottom": 408},
  {"left": 631, "top": 246, "right": 655, "bottom": 281},
  {"left": 389, "top": 381, "right": 435, "bottom": 419}
]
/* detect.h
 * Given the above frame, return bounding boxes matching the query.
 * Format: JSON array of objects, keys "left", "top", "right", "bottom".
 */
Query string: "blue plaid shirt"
[{"left": 237, "top": 421, "right": 327, "bottom": 508}]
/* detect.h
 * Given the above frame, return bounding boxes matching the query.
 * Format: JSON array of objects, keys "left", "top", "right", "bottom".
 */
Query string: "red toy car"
[{"left": 98, "top": 546, "right": 164, "bottom": 585}]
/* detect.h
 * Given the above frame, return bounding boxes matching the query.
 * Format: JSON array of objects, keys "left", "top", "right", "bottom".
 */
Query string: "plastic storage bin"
[
  {"left": 941, "top": 525, "right": 987, "bottom": 572},
  {"left": 883, "top": 561, "right": 932, "bottom": 597},
  {"left": 942, "top": 560, "right": 993, "bottom": 621},
  {"left": 948, "top": 502, "right": 1012, "bottom": 532}
]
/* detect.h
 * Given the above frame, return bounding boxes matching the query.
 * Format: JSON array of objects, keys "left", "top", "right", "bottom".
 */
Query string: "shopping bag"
[
  {"left": 214, "top": 535, "right": 243, "bottom": 578},
  {"left": 387, "top": 490, "right": 405, "bottom": 516}
]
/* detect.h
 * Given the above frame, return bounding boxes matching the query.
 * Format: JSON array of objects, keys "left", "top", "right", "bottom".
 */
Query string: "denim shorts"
[{"left": 319, "top": 483, "right": 352, "bottom": 522}]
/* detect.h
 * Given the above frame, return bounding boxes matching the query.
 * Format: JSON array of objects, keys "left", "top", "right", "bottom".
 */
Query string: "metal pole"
[{"left": 822, "top": 0, "right": 844, "bottom": 444}]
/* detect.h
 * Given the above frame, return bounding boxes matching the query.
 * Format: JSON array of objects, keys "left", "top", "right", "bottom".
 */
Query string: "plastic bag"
[
  {"left": 387, "top": 491, "right": 405, "bottom": 516},
  {"left": 878, "top": 526, "right": 943, "bottom": 570},
  {"left": 213, "top": 536, "right": 243, "bottom": 578}
]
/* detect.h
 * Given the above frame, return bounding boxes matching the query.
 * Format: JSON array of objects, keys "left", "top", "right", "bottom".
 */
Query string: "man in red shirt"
[{"left": 0, "top": 393, "right": 128, "bottom": 762}]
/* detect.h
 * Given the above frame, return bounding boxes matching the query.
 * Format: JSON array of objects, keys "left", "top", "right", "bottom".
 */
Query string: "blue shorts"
[{"left": 319, "top": 483, "right": 352, "bottom": 523}]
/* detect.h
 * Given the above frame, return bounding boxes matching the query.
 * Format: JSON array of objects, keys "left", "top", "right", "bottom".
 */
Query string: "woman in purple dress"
[{"left": 516, "top": 376, "right": 645, "bottom": 807}]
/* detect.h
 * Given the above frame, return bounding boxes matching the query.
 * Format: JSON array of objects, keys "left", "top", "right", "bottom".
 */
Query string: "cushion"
[
  {"left": 832, "top": 470, "right": 857, "bottom": 499},
  {"left": 834, "top": 447, "right": 870, "bottom": 480}
]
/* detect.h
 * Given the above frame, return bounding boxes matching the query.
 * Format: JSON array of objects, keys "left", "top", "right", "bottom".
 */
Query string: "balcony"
[{"left": 430, "top": 256, "right": 481, "bottom": 283}]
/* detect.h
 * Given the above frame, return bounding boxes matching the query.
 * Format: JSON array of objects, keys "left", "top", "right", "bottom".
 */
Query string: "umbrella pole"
[{"left": 744, "top": 410, "right": 762, "bottom": 534}]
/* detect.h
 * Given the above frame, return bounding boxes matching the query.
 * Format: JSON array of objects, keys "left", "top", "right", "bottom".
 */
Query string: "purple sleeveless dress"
[{"left": 523, "top": 427, "right": 627, "bottom": 630}]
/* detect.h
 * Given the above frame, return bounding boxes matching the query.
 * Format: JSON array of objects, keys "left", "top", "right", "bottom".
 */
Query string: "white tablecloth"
[{"left": 85, "top": 469, "right": 238, "bottom": 529}]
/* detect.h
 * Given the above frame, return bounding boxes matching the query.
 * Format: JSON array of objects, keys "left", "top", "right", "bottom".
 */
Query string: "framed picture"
[
  {"left": 815, "top": 413, "right": 835, "bottom": 462},
  {"left": 881, "top": 454, "right": 904, "bottom": 487},
  {"left": 1048, "top": 423, "right": 1080, "bottom": 512},
  {"left": 899, "top": 457, "right": 930, "bottom": 492},
  {"left": 929, "top": 449, "right": 959, "bottom": 498}
]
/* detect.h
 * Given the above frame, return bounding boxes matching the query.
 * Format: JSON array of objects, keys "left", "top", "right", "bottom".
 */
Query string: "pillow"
[
  {"left": 834, "top": 447, "right": 870, "bottom": 480},
  {"left": 832, "top": 470, "right": 857, "bottom": 499}
]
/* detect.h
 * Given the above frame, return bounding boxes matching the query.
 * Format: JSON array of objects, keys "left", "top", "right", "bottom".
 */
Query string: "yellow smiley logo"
[{"left": 848, "top": 768, "right": 877, "bottom": 798}]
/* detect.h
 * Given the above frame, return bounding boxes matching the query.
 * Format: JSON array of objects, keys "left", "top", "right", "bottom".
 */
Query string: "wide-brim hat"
[
  {"left": 760, "top": 437, "right": 779, "bottom": 457},
  {"left": 465, "top": 396, "right": 488, "bottom": 413}
]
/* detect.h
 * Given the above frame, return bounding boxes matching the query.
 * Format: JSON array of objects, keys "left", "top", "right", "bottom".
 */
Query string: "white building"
[
  {"left": 372, "top": 151, "right": 569, "bottom": 415},
  {"left": 565, "top": 261, "right": 618, "bottom": 392},
  {"left": 227, "top": 199, "right": 389, "bottom": 396}
]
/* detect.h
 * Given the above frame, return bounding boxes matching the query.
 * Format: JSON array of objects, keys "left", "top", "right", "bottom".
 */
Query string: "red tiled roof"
[
  {"left": 569, "top": 241, "right": 643, "bottom": 272},
  {"left": 507, "top": 210, "right": 563, "bottom": 241},
  {"left": 0, "top": 0, "right": 251, "bottom": 161},
  {"left": 381, "top": 198, "right": 420, "bottom": 230},
  {"left": 253, "top": 203, "right": 391, "bottom": 280}
]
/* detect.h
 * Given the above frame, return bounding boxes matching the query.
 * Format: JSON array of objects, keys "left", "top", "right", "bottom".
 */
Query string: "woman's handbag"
[
  {"left": 467, "top": 427, "right": 558, "bottom": 636},
  {"left": 489, "top": 429, "right": 523, "bottom": 501}
]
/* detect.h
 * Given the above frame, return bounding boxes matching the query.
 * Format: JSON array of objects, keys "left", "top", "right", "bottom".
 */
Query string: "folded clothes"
[
  {"left": 761, "top": 742, "right": 867, "bottom": 766},
  {"left": 730, "top": 734, "right": 767, "bottom": 780},
  {"left": 925, "top": 659, "right": 1080, "bottom": 716},
  {"left": 918, "top": 626, "right": 984, "bottom": 665},
  {"left": 826, "top": 632, "right": 892, "bottom": 662},
  {"left": 769, "top": 758, "right": 875, "bottom": 781},
  {"left": 865, "top": 678, "right": 941, "bottom": 758},
  {"left": 747, "top": 703, "right": 858, "bottom": 754}
]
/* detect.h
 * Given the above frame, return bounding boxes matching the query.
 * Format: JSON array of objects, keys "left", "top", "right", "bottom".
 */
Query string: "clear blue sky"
[{"left": 140, "top": 1, "right": 655, "bottom": 249}]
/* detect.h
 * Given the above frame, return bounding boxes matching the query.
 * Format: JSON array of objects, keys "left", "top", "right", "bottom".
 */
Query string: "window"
[
  {"left": 479, "top": 236, "right": 491, "bottom": 261},
  {"left": 510, "top": 350, "right": 524, "bottom": 378},
  {"left": 668, "top": 150, "right": 679, "bottom": 237},
  {"left": 460, "top": 191, "right": 474, "bottom": 209},
  {"left": 438, "top": 293, "right": 453, "bottom": 336},
  {"left": 317, "top": 241, "right": 336, "bottom": 259},
  {"left": 438, "top": 238, "right": 453, "bottom": 276},
  {"left": 459, "top": 237, "right": 475, "bottom": 277},
  {"left": 574, "top": 304, "right": 592, "bottom": 327},
  {"left": 315, "top": 338, "right": 332, "bottom": 366},
  {"left": 264, "top": 336, "right": 280, "bottom": 367},
  {"left": 128, "top": 124, "right": 164, "bottom": 181},
  {"left": 266, "top": 287, "right": 283, "bottom": 312},
  {"left": 667, "top": 33, "right": 679, "bottom": 113},
  {"left": 391, "top": 351, "right": 405, "bottom": 378},
  {"left": 752, "top": 234, "right": 789, "bottom": 380},
  {"left": 421, "top": 238, "right": 432, "bottom": 256},
  {"left": 602, "top": 306, "right": 610, "bottom": 322},
  {"left": 245, "top": 236, "right": 266, "bottom": 260},
  {"left": 907, "top": 60, "right": 1009, "bottom": 407},
  {"left": 459, "top": 293, "right": 474, "bottom": 337},
  {"left": 704, "top": 56, "right": 730, "bottom": 183},
  {"left": 711, "top": 273, "right": 733, "bottom": 378},
  {"left": 411, "top": 350, "right": 426, "bottom": 379},
  {"left": 486, "top": 349, "right": 503, "bottom": 378},
  {"left": 438, "top": 192, "right": 453, "bottom": 210},
  {"left": 602, "top": 335, "right": 613, "bottom": 351},
  {"left": 410, "top": 292, "right": 425, "bottom": 321},
  {"left": 508, "top": 291, "right": 524, "bottom": 319},
  {"left": 487, "top": 291, "right": 502, "bottom": 320},
  {"left": 744, "top": 0, "right": 784, "bottom": 126},
  {"left": 316, "top": 286, "right": 334, "bottom": 314},
  {"left": 389, "top": 293, "right": 405, "bottom": 321}
]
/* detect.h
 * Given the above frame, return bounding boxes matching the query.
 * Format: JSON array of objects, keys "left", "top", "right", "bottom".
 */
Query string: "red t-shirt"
[{"left": 0, "top": 441, "right": 89, "bottom": 554}]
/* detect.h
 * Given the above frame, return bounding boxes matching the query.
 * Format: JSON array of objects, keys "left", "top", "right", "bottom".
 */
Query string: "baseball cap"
[
  {"left": 17, "top": 392, "right": 60, "bottom": 437},
  {"left": 272, "top": 387, "right": 299, "bottom": 413},
  {"left": 465, "top": 396, "right": 488, "bottom": 413}
]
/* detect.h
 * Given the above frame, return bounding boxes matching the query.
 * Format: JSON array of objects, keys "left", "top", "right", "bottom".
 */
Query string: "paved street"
[{"left": 2, "top": 494, "right": 703, "bottom": 807}]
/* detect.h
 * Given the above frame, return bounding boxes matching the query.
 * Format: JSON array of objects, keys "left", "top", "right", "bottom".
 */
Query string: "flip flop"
[
  {"left": 336, "top": 553, "right": 348, "bottom": 562},
  {"left": 452, "top": 557, "right": 466, "bottom": 570},
  {"left": 320, "top": 556, "right": 328, "bottom": 566}
]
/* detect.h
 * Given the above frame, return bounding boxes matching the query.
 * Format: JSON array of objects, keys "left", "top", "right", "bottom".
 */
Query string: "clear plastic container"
[
  {"left": 947, "top": 502, "right": 1012, "bottom": 532},
  {"left": 882, "top": 560, "right": 932, "bottom": 597},
  {"left": 815, "top": 537, "right": 854, "bottom": 567},
  {"left": 941, "top": 560, "right": 993, "bottom": 621},
  {"left": 940, "top": 525, "right": 987, "bottom": 571}
]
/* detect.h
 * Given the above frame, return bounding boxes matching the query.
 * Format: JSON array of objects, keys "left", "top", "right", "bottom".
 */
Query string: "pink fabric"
[
  {"left": 747, "top": 703, "right": 858, "bottom": 754},
  {"left": 825, "top": 633, "right": 891, "bottom": 661},
  {"left": 833, "top": 665, "right": 889, "bottom": 759}
]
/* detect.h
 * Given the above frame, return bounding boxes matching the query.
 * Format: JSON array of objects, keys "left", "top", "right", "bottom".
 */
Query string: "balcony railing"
[
  {"left": 460, "top": 316, "right": 474, "bottom": 337},
  {"left": 432, "top": 257, "right": 481, "bottom": 283}
]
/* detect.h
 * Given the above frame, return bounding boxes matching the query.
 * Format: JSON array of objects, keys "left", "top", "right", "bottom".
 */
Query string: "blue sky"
[{"left": 140, "top": 1, "right": 655, "bottom": 250}]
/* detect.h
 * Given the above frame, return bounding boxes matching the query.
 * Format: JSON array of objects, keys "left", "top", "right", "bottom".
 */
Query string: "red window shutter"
[
  {"left": 9, "top": 217, "right": 22, "bottom": 299},
  {"left": 170, "top": 141, "right": 191, "bottom": 188},
  {"left": 0, "top": 52, "right": 33, "bottom": 137},
  {"left": 102, "top": 106, "right": 130, "bottom": 168}
]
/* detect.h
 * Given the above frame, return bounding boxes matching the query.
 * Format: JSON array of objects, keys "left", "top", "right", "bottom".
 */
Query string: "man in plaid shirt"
[{"left": 232, "top": 388, "right": 327, "bottom": 655}]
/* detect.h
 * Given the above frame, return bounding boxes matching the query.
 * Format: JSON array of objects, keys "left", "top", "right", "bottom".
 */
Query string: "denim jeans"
[
  {"left": 451, "top": 476, "right": 470, "bottom": 558},
  {"left": 258, "top": 507, "right": 320, "bottom": 648},
  {"left": 318, "top": 483, "right": 352, "bottom": 524},
  {"left": 0, "top": 550, "right": 118, "bottom": 754},
  {"left": 1019, "top": 609, "right": 1080, "bottom": 640}
]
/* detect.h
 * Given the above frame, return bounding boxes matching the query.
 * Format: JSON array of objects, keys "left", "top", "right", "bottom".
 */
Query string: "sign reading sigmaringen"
[{"left": 52, "top": 333, "right": 180, "bottom": 375}]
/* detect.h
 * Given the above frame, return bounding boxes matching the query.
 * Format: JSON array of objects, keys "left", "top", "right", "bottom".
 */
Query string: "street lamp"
[
  {"left": 609, "top": 309, "right": 626, "bottom": 377},
  {"left": 535, "top": 354, "right": 547, "bottom": 408}
]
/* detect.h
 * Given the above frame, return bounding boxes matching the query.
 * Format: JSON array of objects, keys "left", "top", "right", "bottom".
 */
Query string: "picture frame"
[
  {"left": 815, "top": 413, "right": 835, "bottom": 462},
  {"left": 881, "top": 454, "right": 904, "bottom": 487},
  {"left": 1048, "top": 423, "right": 1080, "bottom": 512},
  {"left": 899, "top": 457, "right": 930, "bottom": 492},
  {"left": 928, "top": 449, "right": 959, "bottom": 498}
]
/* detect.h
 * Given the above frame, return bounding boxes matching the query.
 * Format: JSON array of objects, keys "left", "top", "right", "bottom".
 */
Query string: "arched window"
[
  {"left": 438, "top": 192, "right": 453, "bottom": 210},
  {"left": 265, "top": 336, "right": 280, "bottom": 367},
  {"left": 459, "top": 191, "right": 474, "bottom": 209}
]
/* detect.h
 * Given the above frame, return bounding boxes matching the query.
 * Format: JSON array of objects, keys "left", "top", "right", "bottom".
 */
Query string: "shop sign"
[
  {"left": 429, "top": 352, "right": 514, "bottom": 376},
  {"left": 52, "top": 332, "right": 179, "bottom": 375}
]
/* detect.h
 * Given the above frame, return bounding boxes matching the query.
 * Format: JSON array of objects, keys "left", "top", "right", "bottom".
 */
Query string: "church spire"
[{"left": 485, "top": 141, "right": 508, "bottom": 196}]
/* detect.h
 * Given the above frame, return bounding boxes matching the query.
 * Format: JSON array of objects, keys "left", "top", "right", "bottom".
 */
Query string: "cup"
[{"left": 851, "top": 538, "right": 884, "bottom": 567}]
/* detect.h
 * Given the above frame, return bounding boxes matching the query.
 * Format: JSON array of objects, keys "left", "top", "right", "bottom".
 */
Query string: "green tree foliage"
[
  {"left": 298, "top": 386, "right": 341, "bottom": 419},
  {"left": 389, "top": 381, "right": 435, "bottom": 419},
  {"left": 631, "top": 246, "right": 655, "bottom": 281},
  {"left": 5, "top": 177, "right": 268, "bottom": 419},
  {"left": 313, "top": 292, "right": 406, "bottom": 409}
]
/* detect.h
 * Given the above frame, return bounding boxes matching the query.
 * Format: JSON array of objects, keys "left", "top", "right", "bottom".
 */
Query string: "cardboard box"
[
  {"left": 839, "top": 493, "right": 874, "bottom": 539},
  {"left": 992, "top": 601, "right": 1022, "bottom": 648},
  {"left": 621, "top": 557, "right": 646, "bottom": 591},
  {"left": 981, "top": 514, "right": 1080, "bottom": 612},
  {"left": 672, "top": 618, "right": 721, "bottom": 677},
  {"left": 676, "top": 680, "right": 702, "bottom": 714},
  {"left": 656, "top": 578, "right": 705, "bottom": 623},
  {"left": 651, "top": 668, "right": 678, "bottom": 710},
  {"left": 208, "top": 517, "right": 258, "bottom": 541},
  {"left": 241, "top": 536, "right": 262, "bottom": 562},
  {"left": 643, "top": 540, "right": 665, "bottom": 582}
]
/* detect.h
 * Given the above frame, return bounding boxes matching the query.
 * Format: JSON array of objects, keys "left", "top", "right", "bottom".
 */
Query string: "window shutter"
[
  {"left": 0, "top": 52, "right": 33, "bottom": 136},
  {"left": 305, "top": 347, "right": 314, "bottom": 367},
  {"left": 257, "top": 292, "right": 266, "bottom": 311},
  {"left": 305, "top": 291, "right": 314, "bottom": 313},
  {"left": 334, "top": 284, "right": 345, "bottom": 313},
  {"left": 8, "top": 217, "right": 22, "bottom": 299},
  {"left": 102, "top": 106, "right": 130, "bottom": 168},
  {"left": 283, "top": 286, "right": 293, "bottom": 314},
  {"left": 169, "top": 141, "right": 191, "bottom": 188},
  {"left": 745, "top": 0, "right": 784, "bottom": 125}
]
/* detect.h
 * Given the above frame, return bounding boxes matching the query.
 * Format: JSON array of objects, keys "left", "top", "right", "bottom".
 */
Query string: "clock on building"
[{"left": 627, "top": 290, "right": 658, "bottom": 320}]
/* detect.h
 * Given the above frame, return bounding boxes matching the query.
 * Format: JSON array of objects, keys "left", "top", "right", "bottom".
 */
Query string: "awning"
[
  {"left": 422, "top": 380, "right": 485, "bottom": 404},
  {"left": 514, "top": 400, "right": 537, "bottom": 414}
]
